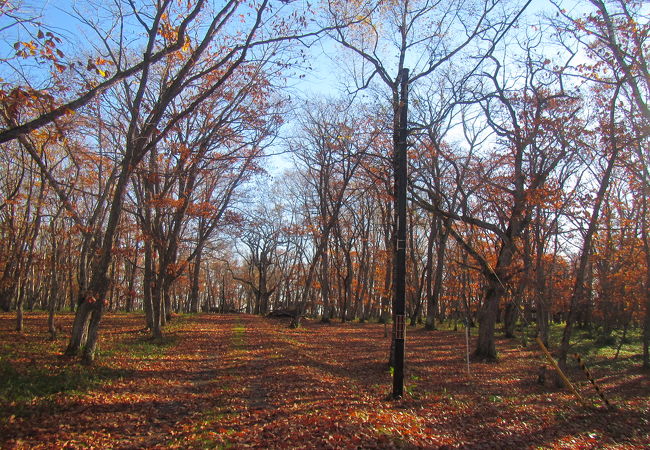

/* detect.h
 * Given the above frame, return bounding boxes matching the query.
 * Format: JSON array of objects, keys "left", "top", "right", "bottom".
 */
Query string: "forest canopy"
[{"left": 0, "top": 0, "right": 648, "bottom": 373}]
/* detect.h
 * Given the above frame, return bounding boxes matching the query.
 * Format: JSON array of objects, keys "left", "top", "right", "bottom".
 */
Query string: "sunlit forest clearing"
[
  {"left": 1, "top": 313, "right": 648, "bottom": 448},
  {"left": 1, "top": 0, "right": 650, "bottom": 447}
]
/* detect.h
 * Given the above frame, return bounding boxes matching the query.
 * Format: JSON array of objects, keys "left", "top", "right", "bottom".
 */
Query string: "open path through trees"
[{"left": 1, "top": 313, "right": 649, "bottom": 448}]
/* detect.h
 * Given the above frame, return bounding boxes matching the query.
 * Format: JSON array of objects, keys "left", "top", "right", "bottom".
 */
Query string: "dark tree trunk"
[
  {"left": 1, "top": 290, "right": 11, "bottom": 312},
  {"left": 534, "top": 236, "right": 550, "bottom": 347},
  {"left": 475, "top": 281, "right": 503, "bottom": 360},
  {"left": 259, "top": 267, "right": 269, "bottom": 316},
  {"left": 189, "top": 245, "right": 203, "bottom": 313},
  {"left": 643, "top": 296, "right": 650, "bottom": 370},
  {"left": 642, "top": 200, "right": 650, "bottom": 370},
  {"left": 15, "top": 284, "right": 23, "bottom": 332},
  {"left": 474, "top": 233, "right": 517, "bottom": 360},
  {"left": 320, "top": 240, "right": 331, "bottom": 322},
  {"left": 66, "top": 154, "right": 133, "bottom": 363},
  {"left": 66, "top": 297, "right": 93, "bottom": 357},
  {"left": 503, "top": 300, "right": 518, "bottom": 339},
  {"left": 427, "top": 227, "right": 448, "bottom": 330},
  {"left": 151, "top": 279, "right": 163, "bottom": 339},
  {"left": 164, "top": 280, "right": 172, "bottom": 324},
  {"left": 125, "top": 244, "right": 138, "bottom": 313},
  {"left": 47, "top": 239, "right": 59, "bottom": 339},
  {"left": 424, "top": 224, "right": 436, "bottom": 330},
  {"left": 143, "top": 239, "right": 154, "bottom": 329},
  {"left": 341, "top": 245, "right": 353, "bottom": 323},
  {"left": 410, "top": 268, "right": 426, "bottom": 326},
  {"left": 47, "top": 267, "right": 58, "bottom": 341},
  {"left": 82, "top": 302, "right": 104, "bottom": 364},
  {"left": 108, "top": 260, "right": 116, "bottom": 311}
]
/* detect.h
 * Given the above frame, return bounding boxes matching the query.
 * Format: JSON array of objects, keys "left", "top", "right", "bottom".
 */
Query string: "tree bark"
[
  {"left": 151, "top": 279, "right": 163, "bottom": 339},
  {"left": 641, "top": 194, "right": 650, "bottom": 370},
  {"left": 475, "top": 281, "right": 503, "bottom": 360},
  {"left": 125, "top": 242, "right": 138, "bottom": 313},
  {"left": 320, "top": 240, "right": 331, "bottom": 322},
  {"left": 473, "top": 235, "right": 518, "bottom": 360},
  {"left": 189, "top": 244, "right": 203, "bottom": 313},
  {"left": 15, "top": 282, "right": 23, "bottom": 332},
  {"left": 426, "top": 223, "right": 449, "bottom": 330},
  {"left": 503, "top": 300, "right": 518, "bottom": 338},
  {"left": 143, "top": 238, "right": 154, "bottom": 329},
  {"left": 642, "top": 218, "right": 650, "bottom": 368},
  {"left": 47, "top": 253, "right": 58, "bottom": 341},
  {"left": 65, "top": 159, "right": 133, "bottom": 361}
]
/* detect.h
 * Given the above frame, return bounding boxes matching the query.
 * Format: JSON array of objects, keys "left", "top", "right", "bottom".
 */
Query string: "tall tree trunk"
[
  {"left": 475, "top": 280, "right": 503, "bottom": 359},
  {"left": 410, "top": 269, "right": 426, "bottom": 326},
  {"left": 66, "top": 298, "right": 93, "bottom": 359},
  {"left": 474, "top": 235, "right": 517, "bottom": 360},
  {"left": 82, "top": 303, "right": 104, "bottom": 364},
  {"left": 534, "top": 220, "right": 550, "bottom": 347},
  {"left": 503, "top": 299, "right": 518, "bottom": 338},
  {"left": 320, "top": 240, "right": 331, "bottom": 323},
  {"left": 424, "top": 223, "right": 436, "bottom": 329},
  {"left": 259, "top": 267, "right": 269, "bottom": 316},
  {"left": 143, "top": 238, "right": 154, "bottom": 329},
  {"left": 163, "top": 279, "right": 172, "bottom": 324},
  {"left": 253, "top": 280, "right": 261, "bottom": 315},
  {"left": 15, "top": 279, "right": 23, "bottom": 332},
  {"left": 536, "top": 266, "right": 550, "bottom": 346},
  {"left": 341, "top": 243, "right": 353, "bottom": 322},
  {"left": 427, "top": 226, "right": 449, "bottom": 330},
  {"left": 151, "top": 279, "right": 163, "bottom": 339},
  {"left": 47, "top": 249, "right": 58, "bottom": 341},
  {"left": 15, "top": 181, "right": 44, "bottom": 331},
  {"left": 0, "top": 285, "right": 12, "bottom": 312},
  {"left": 108, "top": 259, "right": 116, "bottom": 311},
  {"left": 189, "top": 244, "right": 203, "bottom": 313},
  {"left": 641, "top": 197, "right": 650, "bottom": 370},
  {"left": 125, "top": 242, "right": 138, "bottom": 313},
  {"left": 643, "top": 296, "right": 650, "bottom": 370},
  {"left": 66, "top": 160, "right": 132, "bottom": 363}
]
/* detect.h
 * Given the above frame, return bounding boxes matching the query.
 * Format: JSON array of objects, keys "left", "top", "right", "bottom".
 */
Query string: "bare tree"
[
  {"left": 413, "top": 49, "right": 583, "bottom": 359},
  {"left": 290, "top": 99, "right": 376, "bottom": 326}
]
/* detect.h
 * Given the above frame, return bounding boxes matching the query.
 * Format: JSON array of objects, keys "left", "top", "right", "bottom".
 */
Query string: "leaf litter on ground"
[{"left": 0, "top": 312, "right": 648, "bottom": 448}]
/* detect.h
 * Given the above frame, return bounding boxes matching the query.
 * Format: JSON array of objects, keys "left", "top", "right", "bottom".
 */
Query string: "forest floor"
[{"left": 0, "top": 312, "right": 648, "bottom": 449}]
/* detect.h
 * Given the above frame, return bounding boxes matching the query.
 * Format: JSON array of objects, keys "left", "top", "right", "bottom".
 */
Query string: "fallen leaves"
[{"left": 0, "top": 313, "right": 648, "bottom": 448}]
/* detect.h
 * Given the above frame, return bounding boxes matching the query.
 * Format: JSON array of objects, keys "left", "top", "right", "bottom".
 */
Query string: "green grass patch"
[
  {"left": 104, "top": 316, "right": 188, "bottom": 360},
  {"left": 536, "top": 323, "right": 641, "bottom": 357},
  {"left": 112, "top": 334, "right": 178, "bottom": 360},
  {"left": 425, "top": 318, "right": 644, "bottom": 372},
  {"left": 514, "top": 322, "right": 645, "bottom": 376},
  {"left": 0, "top": 336, "right": 64, "bottom": 359},
  {"left": 0, "top": 359, "right": 129, "bottom": 419},
  {"left": 232, "top": 322, "right": 245, "bottom": 349},
  {"left": 165, "top": 314, "right": 192, "bottom": 331}
]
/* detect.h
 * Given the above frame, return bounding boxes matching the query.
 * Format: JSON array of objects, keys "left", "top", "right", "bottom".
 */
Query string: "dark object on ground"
[
  {"left": 537, "top": 365, "right": 547, "bottom": 385},
  {"left": 267, "top": 309, "right": 298, "bottom": 318}
]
